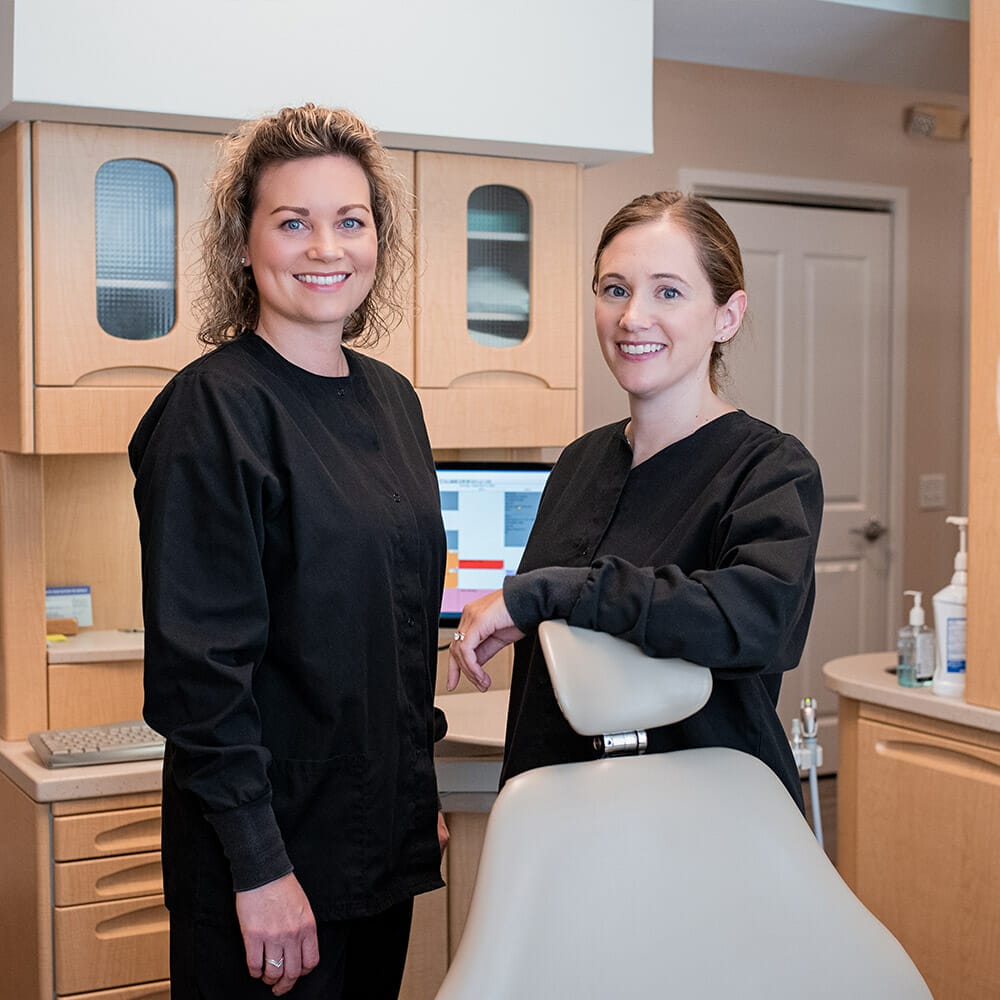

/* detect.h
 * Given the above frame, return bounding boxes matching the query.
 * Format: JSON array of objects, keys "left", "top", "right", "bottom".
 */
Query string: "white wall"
[{"left": 0, "top": 0, "right": 653, "bottom": 165}]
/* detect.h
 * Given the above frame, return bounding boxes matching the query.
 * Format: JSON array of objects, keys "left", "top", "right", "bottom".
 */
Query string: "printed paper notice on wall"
[{"left": 45, "top": 586, "right": 93, "bottom": 627}]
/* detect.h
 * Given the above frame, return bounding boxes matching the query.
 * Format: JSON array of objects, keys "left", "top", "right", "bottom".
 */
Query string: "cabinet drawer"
[
  {"left": 55, "top": 851, "right": 162, "bottom": 906},
  {"left": 59, "top": 981, "right": 170, "bottom": 1000},
  {"left": 53, "top": 806, "right": 161, "bottom": 861},
  {"left": 856, "top": 718, "right": 1000, "bottom": 999},
  {"left": 48, "top": 659, "right": 144, "bottom": 730},
  {"left": 54, "top": 895, "right": 168, "bottom": 995}
]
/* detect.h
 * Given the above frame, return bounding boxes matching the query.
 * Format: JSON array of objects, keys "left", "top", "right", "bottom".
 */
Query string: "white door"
[{"left": 708, "top": 199, "right": 893, "bottom": 772}]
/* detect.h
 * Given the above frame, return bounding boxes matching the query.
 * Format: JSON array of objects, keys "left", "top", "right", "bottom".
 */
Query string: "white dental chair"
[{"left": 435, "top": 621, "right": 931, "bottom": 1000}]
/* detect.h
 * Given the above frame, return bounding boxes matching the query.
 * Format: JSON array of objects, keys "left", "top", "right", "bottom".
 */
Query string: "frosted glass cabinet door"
[
  {"left": 414, "top": 152, "right": 578, "bottom": 389},
  {"left": 32, "top": 123, "right": 219, "bottom": 387}
]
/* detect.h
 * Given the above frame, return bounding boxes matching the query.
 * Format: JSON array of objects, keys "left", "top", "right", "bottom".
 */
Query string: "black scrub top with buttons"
[
  {"left": 129, "top": 333, "right": 447, "bottom": 921},
  {"left": 500, "top": 412, "right": 823, "bottom": 808}
]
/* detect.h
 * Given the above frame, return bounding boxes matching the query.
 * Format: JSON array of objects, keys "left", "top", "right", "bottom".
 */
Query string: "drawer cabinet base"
[{"left": 59, "top": 981, "right": 170, "bottom": 1000}]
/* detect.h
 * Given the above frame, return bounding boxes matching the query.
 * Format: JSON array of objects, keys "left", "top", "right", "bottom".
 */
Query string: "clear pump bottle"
[{"left": 897, "top": 590, "right": 935, "bottom": 687}]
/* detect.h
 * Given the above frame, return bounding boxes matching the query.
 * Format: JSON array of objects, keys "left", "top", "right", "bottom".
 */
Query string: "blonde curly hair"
[{"left": 195, "top": 104, "right": 412, "bottom": 348}]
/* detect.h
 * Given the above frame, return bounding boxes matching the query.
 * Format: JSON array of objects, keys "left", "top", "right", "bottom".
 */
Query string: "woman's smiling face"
[
  {"left": 244, "top": 154, "right": 378, "bottom": 341},
  {"left": 594, "top": 214, "right": 741, "bottom": 404}
]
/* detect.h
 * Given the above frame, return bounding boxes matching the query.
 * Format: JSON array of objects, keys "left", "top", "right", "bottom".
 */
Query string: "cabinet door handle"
[{"left": 875, "top": 739, "right": 1000, "bottom": 780}]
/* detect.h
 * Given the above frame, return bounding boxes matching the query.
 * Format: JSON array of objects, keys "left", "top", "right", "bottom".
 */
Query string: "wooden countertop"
[
  {"left": 823, "top": 652, "right": 1000, "bottom": 734},
  {"left": 46, "top": 628, "right": 144, "bottom": 663},
  {"left": 434, "top": 689, "right": 508, "bottom": 753},
  {"left": 0, "top": 737, "right": 162, "bottom": 803},
  {"left": 0, "top": 687, "right": 510, "bottom": 805},
  {"left": 433, "top": 689, "right": 507, "bottom": 809}
]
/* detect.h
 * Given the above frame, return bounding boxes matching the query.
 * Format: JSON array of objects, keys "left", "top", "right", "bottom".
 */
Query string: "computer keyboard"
[{"left": 28, "top": 719, "right": 166, "bottom": 768}]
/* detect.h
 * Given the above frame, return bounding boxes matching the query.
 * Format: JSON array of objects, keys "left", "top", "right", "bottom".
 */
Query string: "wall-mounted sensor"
[{"left": 904, "top": 104, "right": 968, "bottom": 141}]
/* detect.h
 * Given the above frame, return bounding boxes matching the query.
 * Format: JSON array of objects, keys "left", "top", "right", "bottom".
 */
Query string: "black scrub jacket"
[
  {"left": 501, "top": 412, "right": 824, "bottom": 807},
  {"left": 130, "top": 333, "right": 447, "bottom": 921}
]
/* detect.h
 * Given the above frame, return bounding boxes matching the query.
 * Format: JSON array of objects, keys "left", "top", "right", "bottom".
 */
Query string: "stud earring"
[{"left": 240, "top": 257, "right": 248, "bottom": 266}]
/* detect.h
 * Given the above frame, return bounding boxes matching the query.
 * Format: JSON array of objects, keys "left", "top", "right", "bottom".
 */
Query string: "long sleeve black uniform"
[
  {"left": 129, "top": 334, "right": 446, "bottom": 921},
  {"left": 501, "top": 411, "right": 823, "bottom": 806}
]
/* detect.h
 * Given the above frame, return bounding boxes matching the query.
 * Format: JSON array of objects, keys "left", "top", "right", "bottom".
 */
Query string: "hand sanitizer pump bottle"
[
  {"left": 932, "top": 516, "right": 968, "bottom": 698},
  {"left": 897, "top": 590, "right": 935, "bottom": 687}
]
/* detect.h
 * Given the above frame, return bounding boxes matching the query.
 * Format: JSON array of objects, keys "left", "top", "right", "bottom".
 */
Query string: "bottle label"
[
  {"left": 945, "top": 617, "right": 966, "bottom": 673},
  {"left": 915, "top": 632, "right": 935, "bottom": 682}
]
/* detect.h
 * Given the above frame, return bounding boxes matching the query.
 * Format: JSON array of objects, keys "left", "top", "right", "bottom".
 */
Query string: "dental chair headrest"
[{"left": 537, "top": 620, "right": 713, "bottom": 736}]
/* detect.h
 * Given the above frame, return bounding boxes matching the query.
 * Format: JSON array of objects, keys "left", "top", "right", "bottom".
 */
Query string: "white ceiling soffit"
[{"left": 652, "top": 0, "right": 969, "bottom": 94}]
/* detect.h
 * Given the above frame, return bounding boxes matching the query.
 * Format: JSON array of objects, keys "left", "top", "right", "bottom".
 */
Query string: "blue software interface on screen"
[{"left": 436, "top": 463, "right": 551, "bottom": 622}]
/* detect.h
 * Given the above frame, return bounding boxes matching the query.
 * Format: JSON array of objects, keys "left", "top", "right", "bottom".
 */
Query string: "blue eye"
[
  {"left": 659, "top": 286, "right": 680, "bottom": 300},
  {"left": 341, "top": 217, "right": 363, "bottom": 231},
  {"left": 603, "top": 284, "right": 628, "bottom": 298},
  {"left": 282, "top": 219, "right": 304, "bottom": 231}
]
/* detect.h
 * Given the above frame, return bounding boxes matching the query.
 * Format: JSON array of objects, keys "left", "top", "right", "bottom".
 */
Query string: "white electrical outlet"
[{"left": 918, "top": 473, "right": 947, "bottom": 511}]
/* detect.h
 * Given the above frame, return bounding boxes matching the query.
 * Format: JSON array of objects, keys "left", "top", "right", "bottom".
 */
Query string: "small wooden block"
[{"left": 46, "top": 617, "right": 79, "bottom": 636}]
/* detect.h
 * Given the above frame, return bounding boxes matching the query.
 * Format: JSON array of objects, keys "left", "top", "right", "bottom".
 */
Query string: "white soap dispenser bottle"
[
  {"left": 932, "top": 515, "right": 968, "bottom": 698},
  {"left": 897, "top": 590, "right": 935, "bottom": 687}
]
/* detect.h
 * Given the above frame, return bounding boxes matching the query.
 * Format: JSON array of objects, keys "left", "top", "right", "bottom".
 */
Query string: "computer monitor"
[{"left": 436, "top": 461, "right": 552, "bottom": 625}]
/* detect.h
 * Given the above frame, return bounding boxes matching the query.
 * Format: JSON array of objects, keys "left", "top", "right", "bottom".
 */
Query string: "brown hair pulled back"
[{"left": 592, "top": 191, "right": 745, "bottom": 392}]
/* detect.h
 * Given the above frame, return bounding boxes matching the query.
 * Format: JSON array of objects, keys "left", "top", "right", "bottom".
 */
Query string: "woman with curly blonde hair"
[
  {"left": 196, "top": 103, "right": 412, "bottom": 351},
  {"left": 130, "top": 104, "right": 448, "bottom": 999}
]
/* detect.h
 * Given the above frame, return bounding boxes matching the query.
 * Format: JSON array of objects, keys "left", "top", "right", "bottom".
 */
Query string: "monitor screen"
[{"left": 436, "top": 461, "right": 552, "bottom": 625}]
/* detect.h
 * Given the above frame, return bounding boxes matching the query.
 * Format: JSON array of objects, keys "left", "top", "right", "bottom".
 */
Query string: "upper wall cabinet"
[
  {"left": 0, "top": 122, "right": 219, "bottom": 453},
  {"left": 32, "top": 123, "right": 217, "bottom": 388},
  {"left": 0, "top": 119, "right": 575, "bottom": 455},
  {"left": 0, "top": 121, "right": 415, "bottom": 453},
  {"left": 414, "top": 153, "right": 579, "bottom": 449}
]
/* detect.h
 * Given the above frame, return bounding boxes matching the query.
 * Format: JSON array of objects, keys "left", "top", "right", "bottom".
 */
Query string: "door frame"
[{"left": 679, "top": 167, "right": 907, "bottom": 645}]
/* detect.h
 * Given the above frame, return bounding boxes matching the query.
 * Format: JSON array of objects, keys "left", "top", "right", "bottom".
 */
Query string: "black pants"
[{"left": 169, "top": 897, "right": 415, "bottom": 999}]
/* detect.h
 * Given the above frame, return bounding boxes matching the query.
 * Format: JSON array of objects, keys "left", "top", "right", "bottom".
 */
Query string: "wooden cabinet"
[
  {"left": 60, "top": 986, "right": 170, "bottom": 1000},
  {"left": 969, "top": 0, "right": 1000, "bottom": 710},
  {"left": 32, "top": 124, "right": 214, "bottom": 390},
  {"left": 415, "top": 152, "right": 580, "bottom": 449},
  {"left": 0, "top": 123, "right": 578, "bottom": 454},
  {"left": 0, "top": 762, "right": 459, "bottom": 1000},
  {"left": 0, "top": 122, "right": 219, "bottom": 454},
  {"left": 837, "top": 699, "right": 1000, "bottom": 999},
  {"left": 0, "top": 777, "right": 168, "bottom": 999},
  {"left": 46, "top": 632, "right": 148, "bottom": 732},
  {"left": 52, "top": 794, "right": 168, "bottom": 997},
  {"left": 29, "top": 128, "right": 416, "bottom": 393},
  {"left": 400, "top": 884, "right": 449, "bottom": 1000}
]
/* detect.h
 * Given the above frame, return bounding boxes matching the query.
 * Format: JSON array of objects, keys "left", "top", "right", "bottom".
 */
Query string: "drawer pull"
[
  {"left": 96, "top": 860, "right": 163, "bottom": 897},
  {"left": 95, "top": 904, "right": 168, "bottom": 939},
  {"left": 54, "top": 895, "right": 169, "bottom": 993},
  {"left": 874, "top": 739, "right": 1000, "bottom": 784},
  {"left": 55, "top": 986, "right": 171, "bottom": 1000},
  {"left": 54, "top": 806, "right": 161, "bottom": 860},
  {"left": 94, "top": 817, "right": 161, "bottom": 852}
]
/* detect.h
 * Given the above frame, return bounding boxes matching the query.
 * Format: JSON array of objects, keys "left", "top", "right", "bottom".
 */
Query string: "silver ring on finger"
[
  {"left": 453, "top": 631, "right": 465, "bottom": 642},
  {"left": 266, "top": 957, "right": 284, "bottom": 969}
]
